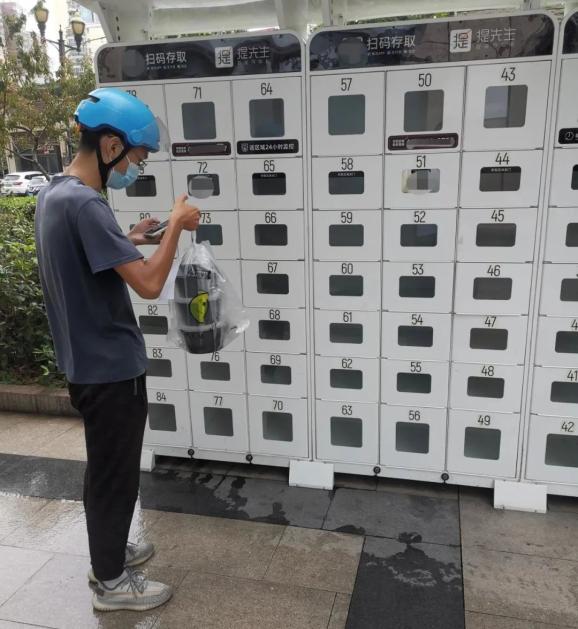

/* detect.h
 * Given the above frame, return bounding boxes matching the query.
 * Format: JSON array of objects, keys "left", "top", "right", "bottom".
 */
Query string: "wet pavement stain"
[
  {"left": 334, "top": 524, "right": 367, "bottom": 536},
  {"left": 346, "top": 534, "right": 464, "bottom": 629}
]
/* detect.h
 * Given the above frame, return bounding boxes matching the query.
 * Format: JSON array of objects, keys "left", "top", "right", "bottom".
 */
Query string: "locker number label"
[
  {"left": 340, "top": 77, "right": 352, "bottom": 91},
  {"left": 484, "top": 316, "right": 496, "bottom": 328},
  {"left": 561, "top": 421, "right": 575, "bottom": 433},
  {"left": 411, "top": 314, "right": 423, "bottom": 325},
  {"left": 500, "top": 66, "right": 516, "bottom": 82},
  {"left": 151, "top": 348, "right": 163, "bottom": 358},
  {"left": 481, "top": 365, "right": 495, "bottom": 376},
  {"left": 408, "top": 410, "right": 420, "bottom": 421},
  {"left": 478, "top": 414, "right": 491, "bottom": 426},
  {"left": 156, "top": 391, "right": 167, "bottom": 402}
]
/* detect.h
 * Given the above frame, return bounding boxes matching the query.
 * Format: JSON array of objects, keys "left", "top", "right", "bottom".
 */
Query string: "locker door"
[
  {"left": 133, "top": 303, "right": 175, "bottom": 348},
  {"left": 540, "top": 264, "right": 578, "bottom": 316},
  {"left": 555, "top": 58, "right": 578, "bottom": 147},
  {"left": 246, "top": 352, "right": 307, "bottom": 399},
  {"left": 385, "top": 66, "right": 465, "bottom": 152},
  {"left": 165, "top": 81, "right": 233, "bottom": 159},
  {"left": 536, "top": 316, "right": 578, "bottom": 368},
  {"left": 244, "top": 308, "right": 307, "bottom": 354},
  {"left": 112, "top": 162, "right": 173, "bottom": 212},
  {"left": 381, "top": 359, "right": 449, "bottom": 408},
  {"left": 310, "top": 72, "right": 385, "bottom": 156},
  {"left": 236, "top": 157, "right": 304, "bottom": 210},
  {"left": 526, "top": 414, "right": 578, "bottom": 483},
  {"left": 315, "top": 310, "right": 380, "bottom": 358},
  {"left": 187, "top": 351, "right": 246, "bottom": 394},
  {"left": 315, "top": 356, "right": 379, "bottom": 403},
  {"left": 381, "top": 312, "right": 452, "bottom": 361},
  {"left": 145, "top": 389, "right": 192, "bottom": 448},
  {"left": 232, "top": 77, "right": 302, "bottom": 157},
  {"left": 532, "top": 366, "right": 578, "bottom": 417},
  {"left": 314, "top": 261, "right": 381, "bottom": 311},
  {"left": 146, "top": 346, "right": 187, "bottom": 390},
  {"left": 313, "top": 210, "right": 382, "bottom": 261},
  {"left": 239, "top": 211, "right": 304, "bottom": 260},
  {"left": 463, "top": 61, "right": 550, "bottom": 150},
  {"left": 549, "top": 149, "right": 578, "bottom": 207},
  {"left": 171, "top": 159, "right": 237, "bottom": 210},
  {"left": 241, "top": 260, "right": 305, "bottom": 308},
  {"left": 191, "top": 391, "right": 248, "bottom": 452},
  {"left": 194, "top": 210, "right": 240, "bottom": 260},
  {"left": 544, "top": 208, "right": 578, "bottom": 263}
]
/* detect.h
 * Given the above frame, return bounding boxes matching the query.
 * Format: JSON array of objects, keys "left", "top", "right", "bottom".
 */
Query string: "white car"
[{"left": 0, "top": 171, "right": 47, "bottom": 196}]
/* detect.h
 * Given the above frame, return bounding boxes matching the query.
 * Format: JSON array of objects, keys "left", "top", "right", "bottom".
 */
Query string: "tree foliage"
[{"left": 0, "top": 5, "right": 96, "bottom": 176}]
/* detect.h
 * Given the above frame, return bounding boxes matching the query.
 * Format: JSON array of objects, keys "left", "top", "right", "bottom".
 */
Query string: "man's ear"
[{"left": 100, "top": 135, "right": 123, "bottom": 164}]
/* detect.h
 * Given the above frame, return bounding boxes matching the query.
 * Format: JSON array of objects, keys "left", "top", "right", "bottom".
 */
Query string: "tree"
[{"left": 0, "top": 8, "right": 96, "bottom": 177}]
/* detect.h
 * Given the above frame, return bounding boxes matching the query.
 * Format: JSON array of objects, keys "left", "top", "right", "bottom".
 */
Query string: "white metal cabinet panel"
[
  {"left": 383, "top": 209, "right": 457, "bottom": 261},
  {"left": 194, "top": 210, "right": 240, "bottom": 260},
  {"left": 190, "top": 391, "right": 249, "bottom": 452},
  {"left": 315, "top": 356, "right": 379, "bottom": 403},
  {"left": 248, "top": 395, "right": 309, "bottom": 458},
  {"left": 450, "top": 362, "right": 524, "bottom": 413},
  {"left": 380, "top": 404, "right": 447, "bottom": 471},
  {"left": 186, "top": 351, "right": 246, "bottom": 394},
  {"left": 313, "top": 210, "right": 382, "bottom": 261},
  {"left": 382, "top": 262, "right": 454, "bottom": 314},
  {"left": 463, "top": 61, "right": 550, "bottom": 150},
  {"left": 239, "top": 210, "right": 304, "bottom": 260},
  {"left": 384, "top": 152, "right": 460, "bottom": 209},
  {"left": 241, "top": 260, "right": 305, "bottom": 308},
  {"left": 555, "top": 58, "right": 578, "bottom": 147},
  {"left": 236, "top": 157, "right": 304, "bottom": 210},
  {"left": 544, "top": 207, "right": 578, "bottom": 263},
  {"left": 549, "top": 149, "right": 578, "bottom": 207},
  {"left": 246, "top": 352, "right": 307, "bottom": 399},
  {"left": 451, "top": 314, "right": 528, "bottom": 365},
  {"left": 315, "top": 400, "right": 379, "bottom": 464},
  {"left": 171, "top": 159, "right": 237, "bottom": 210},
  {"left": 459, "top": 150, "right": 542, "bottom": 208},
  {"left": 133, "top": 303, "right": 176, "bottom": 348},
  {"left": 381, "top": 358, "right": 449, "bottom": 408},
  {"left": 381, "top": 312, "right": 452, "bottom": 361},
  {"left": 112, "top": 161, "right": 174, "bottom": 212},
  {"left": 454, "top": 262, "right": 532, "bottom": 315},
  {"left": 447, "top": 409, "right": 519, "bottom": 478},
  {"left": 146, "top": 346, "right": 188, "bottom": 390},
  {"left": 244, "top": 307, "right": 307, "bottom": 354},
  {"left": 540, "top": 264, "right": 578, "bottom": 316},
  {"left": 532, "top": 366, "right": 578, "bottom": 418},
  {"left": 144, "top": 389, "right": 192, "bottom": 448},
  {"left": 536, "top": 316, "right": 578, "bottom": 368},
  {"left": 315, "top": 309, "right": 380, "bottom": 358},
  {"left": 315, "top": 261, "right": 381, "bottom": 311},
  {"left": 456, "top": 208, "right": 537, "bottom": 263},
  {"left": 310, "top": 72, "right": 385, "bottom": 156}
]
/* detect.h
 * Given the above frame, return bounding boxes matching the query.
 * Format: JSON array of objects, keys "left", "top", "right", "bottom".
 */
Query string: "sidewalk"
[{"left": 0, "top": 411, "right": 577, "bottom": 628}]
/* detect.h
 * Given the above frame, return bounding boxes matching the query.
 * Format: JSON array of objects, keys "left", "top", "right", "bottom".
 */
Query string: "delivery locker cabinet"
[
  {"left": 544, "top": 208, "right": 578, "bottom": 263},
  {"left": 241, "top": 260, "right": 305, "bottom": 309},
  {"left": 186, "top": 351, "right": 246, "bottom": 394},
  {"left": 446, "top": 409, "right": 519, "bottom": 478},
  {"left": 170, "top": 159, "right": 237, "bottom": 211},
  {"left": 454, "top": 262, "right": 532, "bottom": 315},
  {"left": 525, "top": 414, "right": 578, "bottom": 484},
  {"left": 536, "top": 316, "right": 578, "bottom": 368},
  {"left": 239, "top": 211, "right": 304, "bottom": 260},
  {"left": 232, "top": 76, "right": 303, "bottom": 157},
  {"left": 191, "top": 210, "right": 240, "bottom": 260},
  {"left": 381, "top": 359, "right": 449, "bottom": 408},
  {"left": 385, "top": 66, "right": 465, "bottom": 152},
  {"left": 540, "top": 264, "right": 578, "bottom": 316},
  {"left": 248, "top": 395, "right": 308, "bottom": 458},
  {"left": 190, "top": 391, "right": 249, "bottom": 452},
  {"left": 459, "top": 150, "right": 543, "bottom": 209},
  {"left": 313, "top": 210, "right": 382, "bottom": 261},
  {"left": 111, "top": 161, "right": 174, "bottom": 212},
  {"left": 380, "top": 404, "right": 447, "bottom": 471},
  {"left": 236, "top": 158, "right": 304, "bottom": 210},
  {"left": 311, "top": 156, "right": 383, "bottom": 210},
  {"left": 146, "top": 346, "right": 188, "bottom": 391},
  {"left": 244, "top": 307, "right": 306, "bottom": 354},
  {"left": 456, "top": 208, "right": 537, "bottom": 263},
  {"left": 120, "top": 84, "right": 170, "bottom": 162},
  {"left": 532, "top": 366, "right": 578, "bottom": 418},
  {"left": 164, "top": 81, "right": 234, "bottom": 159},
  {"left": 381, "top": 312, "right": 452, "bottom": 362},
  {"left": 451, "top": 314, "right": 527, "bottom": 366},
  {"left": 315, "top": 356, "right": 379, "bottom": 403},
  {"left": 309, "top": 72, "right": 385, "bottom": 157},
  {"left": 114, "top": 211, "right": 184, "bottom": 261},
  {"left": 383, "top": 209, "right": 457, "bottom": 262},
  {"left": 133, "top": 302, "right": 176, "bottom": 348},
  {"left": 314, "top": 309, "right": 380, "bottom": 358},
  {"left": 246, "top": 352, "right": 307, "bottom": 399},
  {"left": 218, "top": 259, "right": 242, "bottom": 292},
  {"left": 384, "top": 152, "right": 460, "bottom": 210},
  {"left": 314, "top": 261, "right": 381, "bottom": 311},
  {"left": 554, "top": 57, "right": 578, "bottom": 148},
  {"left": 144, "top": 389, "right": 192, "bottom": 448},
  {"left": 463, "top": 61, "right": 551, "bottom": 151},
  {"left": 450, "top": 362, "right": 524, "bottom": 413},
  {"left": 315, "top": 400, "right": 379, "bottom": 465},
  {"left": 382, "top": 262, "right": 454, "bottom": 314},
  {"left": 549, "top": 149, "right": 578, "bottom": 207}
]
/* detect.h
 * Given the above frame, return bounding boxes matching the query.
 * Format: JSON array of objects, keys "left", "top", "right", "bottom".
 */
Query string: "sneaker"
[
  {"left": 91, "top": 568, "right": 172, "bottom": 612},
  {"left": 88, "top": 542, "right": 155, "bottom": 583}
]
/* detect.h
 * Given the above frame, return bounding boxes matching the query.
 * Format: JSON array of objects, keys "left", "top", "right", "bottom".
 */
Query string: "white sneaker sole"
[
  {"left": 87, "top": 546, "right": 155, "bottom": 583},
  {"left": 92, "top": 588, "right": 172, "bottom": 612}
]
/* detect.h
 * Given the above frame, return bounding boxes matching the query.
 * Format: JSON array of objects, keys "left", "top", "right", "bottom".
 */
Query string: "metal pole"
[{"left": 58, "top": 26, "right": 65, "bottom": 67}]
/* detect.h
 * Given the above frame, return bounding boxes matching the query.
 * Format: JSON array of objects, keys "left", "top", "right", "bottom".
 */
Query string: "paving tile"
[
  {"left": 377, "top": 476, "right": 458, "bottom": 500},
  {"left": 0, "top": 493, "right": 50, "bottom": 542},
  {"left": 264, "top": 526, "right": 363, "bottom": 593},
  {"left": 463, "top": 546, "right": 578, "bottom": 627},
  {"left": 155, "top": 570, "right": 336, "bottom": 629},
  {"left": 0, "top": 456, "right": 85, "bottom": 501},
  {"left": 346, "top": 535, "right": 463, "bottom": 629},
  {"left": 465, "top": 611, "right": 573, "bottom": 629},
  {"left": 461, "top": 488, "right": 578, "bottom": 561},
  {"left": 3, "top": 499, "right": 161, "bottom": 558},
  {"left": 0, "top": 416, "right": 79, "bottom": 457},
  {"left": 0, "top": 553, "right": 186, "bottom": 629},
  {"left": 147, "top": 510, "right": 284, "bottom": 579},
  {"left": 328, "top": 594, "right": 351, "bottom": 629},
  {"left": 324, "top": 487, "right": 460, "bottom": 546},
  {"left": 0, "top": 545, "right": 52, "bottom": 605},
  {"left": 0, "top": 621, "right": 53, "bottom": 628},
  {"left": 33, "top": 425, "right": 86, "bottom": 462},
  {"left": 0, "top": 413, "right": 29, "bottom": 435}
]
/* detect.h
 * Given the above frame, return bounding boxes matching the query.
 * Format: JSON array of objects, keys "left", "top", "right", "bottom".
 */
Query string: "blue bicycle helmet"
[{"left": 74, "top": 87, "right": 160, "bottom": 152}]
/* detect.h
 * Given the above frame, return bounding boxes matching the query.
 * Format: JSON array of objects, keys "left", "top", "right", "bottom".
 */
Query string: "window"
[
  {"left": 329, "top": 225, "right": 364, "bottom": 247},
  {"left": 328, "top": 171, "right": 365, "bottom": 195},
  {"left": 476, "top": 223, "right": 517, "bottom": 247},
  {"left": 329, "top": 275, "right": 364, "bottom": 297},
  {"left": 126, "top": 176, "right": 157, "bottom": 197},
  {"left": 479, "top": 167, "right": 521, "bottom": 192},
  {"left": 256, "top": 274, "right": 289, "bottom": 295},
  {"left": 404, "top": 90, "right": 444, "bottom": 132},
  {"left": 402, "top": 169, "right": 440, "bottom": 194},
  {"left": 400, "top": 224, "right": 438, "bottom": 247},
  {"left": 252, "top": 173, "right": 287, "bottom": 195},
  {"left": 182, "top": 102, "right": 217, "bottom": 140},
  {"left": 249, "top": 99, "right": 285, "bottom": 137},
  {"left": 328, "top": 94, "right": 365, "bottom": 135},
  {"left": 254, "top": 224, "right": 288, "bottom": 246},
  {"left": 484, "top": 85, "right": 527, "bottom": 128},
  {"left": 330, "top": 323, "right": 363, "bottom": 344}
]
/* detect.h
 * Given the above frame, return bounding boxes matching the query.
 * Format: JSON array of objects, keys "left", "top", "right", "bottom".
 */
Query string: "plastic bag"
[{"left": 168, "top": 240, "right": 249, "bottom": 353}]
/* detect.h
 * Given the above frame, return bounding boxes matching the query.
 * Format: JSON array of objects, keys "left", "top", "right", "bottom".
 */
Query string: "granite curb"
[{"left": 0, "top": 384, "right": 78, "bottom": 417}]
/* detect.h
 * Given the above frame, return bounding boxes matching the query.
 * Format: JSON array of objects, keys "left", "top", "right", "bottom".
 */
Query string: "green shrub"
[{"left": 0, "top": 196, "right": 64, "bottom": 386}]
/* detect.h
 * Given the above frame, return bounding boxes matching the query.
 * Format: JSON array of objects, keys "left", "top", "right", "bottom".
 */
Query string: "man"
[{"left": 35, "top": 88, "right": 199, "bottom": 612}]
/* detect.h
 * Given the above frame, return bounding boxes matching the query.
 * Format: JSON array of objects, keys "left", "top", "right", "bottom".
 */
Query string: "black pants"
[{"left": 68, "top": 373, "right": 148, "bottom": 581}]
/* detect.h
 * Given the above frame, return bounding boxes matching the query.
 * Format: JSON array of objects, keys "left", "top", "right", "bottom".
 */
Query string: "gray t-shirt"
[{"left": 35, "top": 175, "right": 147, "bottom": 384}]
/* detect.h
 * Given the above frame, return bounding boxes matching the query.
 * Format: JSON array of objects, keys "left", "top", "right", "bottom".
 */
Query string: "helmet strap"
[{"left": 96, "top": 139, "right": 130, "bottom": 190}]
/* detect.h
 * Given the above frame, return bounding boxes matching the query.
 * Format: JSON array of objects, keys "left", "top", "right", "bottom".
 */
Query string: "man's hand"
[
  {"left": 170, "top": 194, "right": 200, "bottom": 231},
  {"left": 127, "top": 217, "right": 162, "bottom": 246}
]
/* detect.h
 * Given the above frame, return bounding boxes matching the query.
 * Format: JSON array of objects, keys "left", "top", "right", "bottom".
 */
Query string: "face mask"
[{"left": 106, "top": 156, "right": 140, "bottom": 189}]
